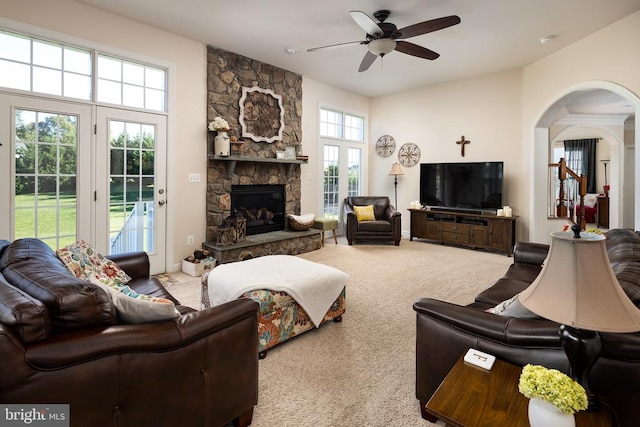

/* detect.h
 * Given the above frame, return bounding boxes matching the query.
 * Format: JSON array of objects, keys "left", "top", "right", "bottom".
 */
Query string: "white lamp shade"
[
  {"left": 368, "top": 39, "right": 397, "bottom": 56},
  {"left": 389, "top": 162, "right": 404, "bottom": 176},
  {"left": 519, "top": 231, "right": 640, "bottom": 333}
]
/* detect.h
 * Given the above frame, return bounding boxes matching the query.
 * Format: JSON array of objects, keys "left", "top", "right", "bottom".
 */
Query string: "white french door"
[
  {"left": 319, "top": 141, "right": 365, "bottom": 234},
  {"left": 0, "top": 94, "right": 92, "bottom": 247},
  {"left": 0, "top": 97, "right": 167, "bottom": 274},
  {"left": 95, "top": 107, "right": 167, "bottom": 274}
]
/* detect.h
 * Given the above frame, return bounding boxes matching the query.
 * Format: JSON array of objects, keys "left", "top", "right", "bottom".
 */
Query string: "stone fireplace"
[
  {"left": 205, "top": 46, "right": 304, "bottom": 242},
  {"left": 231, "top": 184, "right": 285, "bottom": 235},
  {"left": 206, "top": 159, "right": 302, "bottom": 242},
  {"left": 204, "top": 46, "right": 320, "bottom": 263},
  {"left": 204, "top": 158, "right": 320, "bottom": 263}
]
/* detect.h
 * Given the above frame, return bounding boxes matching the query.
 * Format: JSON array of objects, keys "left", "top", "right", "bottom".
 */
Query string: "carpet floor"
[{"left": 162, "top": 236, "right": 514, "bottom": 426}]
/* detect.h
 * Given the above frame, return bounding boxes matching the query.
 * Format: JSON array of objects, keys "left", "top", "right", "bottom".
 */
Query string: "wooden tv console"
[{"left": 409, "top": 209, "right": 517, "bottom": 256}]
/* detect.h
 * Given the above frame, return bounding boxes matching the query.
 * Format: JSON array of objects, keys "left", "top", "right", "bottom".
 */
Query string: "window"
[
  {"left": 323, "top": 145, "right": 340, "bottom": 217},
  {"left": 347, "top": 148, "right": 361, "bottom": 196},
  {"left": 553, "top": 145, "right": 564, "bottom": 163},
  {"left": 0, "top": 29, "right": 167, "bottom": 112},
  {"left": 14, "top": 109, "right": 79, "bottom": 248},
  {"left": 1, "top": 26, "right": 169, "bottom": 272},
  {"left": 344, "top": 114, "right": 365, "bottom": 141},
  {"left": 0, "top": 30, "right": 92, "bottom": 100},
  {"left": 320, "top": 108, "right": 365, "bottom": 142},
  {"left": 107, "top": 120, "right": 157, "bottom": 253},
  {"left": 97, "top": 55, "right": 166, "bottom": 111},
  {"left": 318, "top": 107, "right": 367, "bottom": 224}
]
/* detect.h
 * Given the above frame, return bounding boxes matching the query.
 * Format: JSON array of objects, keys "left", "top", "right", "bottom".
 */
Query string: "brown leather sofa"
[
  {"left": 344, "top": 196, "right": 402, "bottom": 246},
  {"left": 414, "top": 229, "right": 640, "bottom": 427},
  {"left": 0, "top": 238, "right": 259, "bottom": 427}
]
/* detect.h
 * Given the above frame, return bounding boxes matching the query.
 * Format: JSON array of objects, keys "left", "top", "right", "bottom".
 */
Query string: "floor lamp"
[
  {"left": 389, "top": 163, "right": 404, "bottom": 208},
  {"left": 600, "top": 159, "right": 610, "bottom": 194},
  {"left": 519, "top": 225, "right": 640, "bottom": 411}
]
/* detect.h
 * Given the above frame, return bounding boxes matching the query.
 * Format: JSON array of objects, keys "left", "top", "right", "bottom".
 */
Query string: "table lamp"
[
  {"left": 519, "top": 225, "right": 640, "bottom": 411},
  {"left": 389, "top": 162, "right": 404, "bottom": 208}
]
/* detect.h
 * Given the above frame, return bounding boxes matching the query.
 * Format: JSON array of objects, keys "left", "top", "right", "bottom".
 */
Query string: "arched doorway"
[{"left": 530, "top": 81, "right": 639, "bottom": 243}]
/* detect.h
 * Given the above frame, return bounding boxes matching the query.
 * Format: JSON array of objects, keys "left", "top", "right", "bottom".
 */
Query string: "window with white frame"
[
  {"left": 0, "top": 30, "right": 92, "bottom": 100},
  {"left": 347, "top": 147, "right": 361, "bottom": 196},
  {"left": 97, "top": 55, "right": 166, "bottom": 111},
  {"left": 0, "top": 26, "right": 169, "bottom": 264},
  {"left": 319, "top": 108, "right": 366, "bottom": 221},
  {"left": 0, "top": 29, "right": 167, "bottom": 112},
  {"left": 320, "top": 108, "right": 365, "bottom": 142}
]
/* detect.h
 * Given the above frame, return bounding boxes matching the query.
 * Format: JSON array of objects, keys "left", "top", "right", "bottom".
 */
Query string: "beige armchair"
[{"left": 344, "top": 196, "right": 402, "bottom": 246}]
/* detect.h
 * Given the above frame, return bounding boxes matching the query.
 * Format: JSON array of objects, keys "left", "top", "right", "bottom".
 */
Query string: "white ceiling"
[{"left": 74, "top": 0, "right": 640, "bottom": 117}]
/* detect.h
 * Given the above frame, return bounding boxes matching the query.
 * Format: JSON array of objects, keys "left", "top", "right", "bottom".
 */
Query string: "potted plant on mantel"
[
  {"left": 518, "top": 364, "right": 588, "bottom": 427},
  {"left": 208, "top": 116, "right": 231, "bottom": 156}
]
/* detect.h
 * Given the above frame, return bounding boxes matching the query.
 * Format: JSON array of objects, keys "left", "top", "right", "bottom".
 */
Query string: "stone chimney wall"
[{"left": 206, "top": 46, "right": 303, "bottom": 242}]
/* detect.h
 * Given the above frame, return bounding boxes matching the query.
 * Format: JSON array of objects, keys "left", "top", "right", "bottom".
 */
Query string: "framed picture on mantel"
[{"left": 285, "top": 146, "right": 296, "bottom": 159}]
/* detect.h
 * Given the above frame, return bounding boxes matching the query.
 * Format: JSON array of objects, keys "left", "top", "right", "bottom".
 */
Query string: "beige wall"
[
  {"left": 523, "top": 11, "right": 640, "bottom": 242},
  {"left": 369, "top": 69, "right": 524, "bottom": 238},
  {"left": 2, "top": 0, "right": 207, "bottom": 271}
]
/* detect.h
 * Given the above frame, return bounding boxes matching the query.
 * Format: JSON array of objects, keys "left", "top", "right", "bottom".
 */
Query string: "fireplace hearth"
[{"left": 230, "top": 184, "right": 285, "bottom": 235}]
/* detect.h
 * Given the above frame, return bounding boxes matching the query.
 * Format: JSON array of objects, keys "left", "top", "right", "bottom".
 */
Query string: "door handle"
[{"left": 158, "top": 200, "right": 166, "bottom": 206}]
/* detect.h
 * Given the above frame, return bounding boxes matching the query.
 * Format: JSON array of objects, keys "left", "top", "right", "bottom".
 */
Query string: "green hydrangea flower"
[{"left": 518, "top": 364, "right": 588, "bottom": 414}]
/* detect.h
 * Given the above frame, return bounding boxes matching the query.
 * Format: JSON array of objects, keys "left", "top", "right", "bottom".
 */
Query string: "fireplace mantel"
[{"left": 208, "top": 155, "right": 308, "bottom": 178}]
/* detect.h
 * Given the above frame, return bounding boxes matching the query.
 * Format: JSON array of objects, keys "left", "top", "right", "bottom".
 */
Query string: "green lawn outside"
[{"left": 14, "top": 193, "right": 132, "bottom": 248}]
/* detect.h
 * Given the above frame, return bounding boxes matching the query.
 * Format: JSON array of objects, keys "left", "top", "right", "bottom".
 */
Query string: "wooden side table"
[{"left": 425, "top": 356, "right": 611, "bottom": 427}]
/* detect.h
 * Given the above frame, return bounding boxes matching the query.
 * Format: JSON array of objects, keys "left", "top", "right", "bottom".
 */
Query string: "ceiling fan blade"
[
  {"left": 349, "top": 10, "right": 383, "bottom": 37},
  {"left": 395, "top": 41, "right": 440, "bottom": 60},
  {"left": 395, "top": 15, "right": 461, "bottom": 39},
  {"left": 307, "top": 40, "right": 365, "bottom": 53},
  {"left": 358, "top": 51, "right": 378, "bottom": 72}
]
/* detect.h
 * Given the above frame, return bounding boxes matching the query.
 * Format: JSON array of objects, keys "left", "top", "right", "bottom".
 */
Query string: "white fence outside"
[{"left": 110, "top": 201, "right": 154, "bottom": 254}]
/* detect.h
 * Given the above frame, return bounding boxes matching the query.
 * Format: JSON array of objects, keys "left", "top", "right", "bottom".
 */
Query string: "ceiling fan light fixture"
[{"left": 368, "top": 38, "right": 396, "bottom": 56}]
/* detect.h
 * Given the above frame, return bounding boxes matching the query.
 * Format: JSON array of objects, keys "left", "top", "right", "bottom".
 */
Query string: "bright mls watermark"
[{"left": 0, "top": 405, "right": 69, "bottom": 426}]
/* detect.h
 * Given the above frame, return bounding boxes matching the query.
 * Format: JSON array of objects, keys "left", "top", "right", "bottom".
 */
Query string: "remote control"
[{"left": 463, "top": 348, "right": 496, "bottom": 370}]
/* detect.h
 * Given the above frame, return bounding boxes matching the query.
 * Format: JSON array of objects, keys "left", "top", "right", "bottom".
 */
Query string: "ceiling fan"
[{"left": 308, "top": 10, "right": 461, "bottom": 72}]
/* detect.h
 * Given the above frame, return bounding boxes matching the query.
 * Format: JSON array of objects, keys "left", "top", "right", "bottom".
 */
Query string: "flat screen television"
[{"left": 419, "top": 162, "right": 504, "bottom": 213}]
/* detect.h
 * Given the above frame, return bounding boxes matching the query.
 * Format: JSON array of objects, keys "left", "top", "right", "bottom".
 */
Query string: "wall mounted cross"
[{"left": 456, "top": 135, "right": 471, "bottom": 157}]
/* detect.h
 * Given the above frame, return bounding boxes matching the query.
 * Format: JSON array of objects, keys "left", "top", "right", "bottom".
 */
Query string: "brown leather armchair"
[
  {"left": 0, "top": 238, "right": 259, "bottom": 427},
  {"left": 414, "top": 229, "right": 640, "bottom": 427},
  {"left": 344, "top": 196, "right": 402, "bottom": 246}
]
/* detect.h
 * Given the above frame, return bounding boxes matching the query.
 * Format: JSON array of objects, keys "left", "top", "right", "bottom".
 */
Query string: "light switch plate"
[
  {"left": 463, "top": 348, "right": 496, "bottom": 370},
  {"left": 188, "top": 173, "right": 201, "bottom": 183}
]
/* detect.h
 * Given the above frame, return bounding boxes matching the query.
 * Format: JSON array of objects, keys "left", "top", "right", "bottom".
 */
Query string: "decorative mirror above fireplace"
[{"left": 239, "top": 86, "right": 285, "bottom": 143}]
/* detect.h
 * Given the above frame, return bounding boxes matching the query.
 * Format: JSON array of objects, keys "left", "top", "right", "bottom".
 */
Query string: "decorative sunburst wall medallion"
[
  {"left": 398, "top": 142, "right": 420, "bottom": 167},
  {"left": 376, "top": 135, "right": 396, "bottom": 157},
  {"left": 239, "top": 86, "right": 284, "bottom": 143}
]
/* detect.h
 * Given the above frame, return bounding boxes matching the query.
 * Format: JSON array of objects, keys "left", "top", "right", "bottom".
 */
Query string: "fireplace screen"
[{"left": 230, "top": 184, "right": 285, "bottom": 235}]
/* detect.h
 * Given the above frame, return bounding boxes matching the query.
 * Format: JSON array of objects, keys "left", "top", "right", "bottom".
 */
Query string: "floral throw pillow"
[
  {"left": 56, "top": 240, "right": 131, "bottom": 286},
  {"left": 57, "top": 241, "right": 179, "bottom": 323},
  {"left": 87, "top": 276, "right": 178, "bottom": 323}
]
